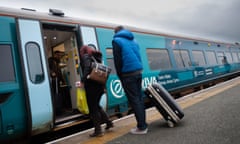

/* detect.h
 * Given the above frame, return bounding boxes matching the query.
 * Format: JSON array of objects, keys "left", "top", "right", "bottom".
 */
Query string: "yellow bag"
[{"left": 76, "top": 88, "right": 89, "bottom": 114}]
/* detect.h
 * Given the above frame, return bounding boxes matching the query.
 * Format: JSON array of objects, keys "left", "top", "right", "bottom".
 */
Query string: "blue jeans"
[{"left": 121, "top": 73, "right": 148, "bottom": 130}]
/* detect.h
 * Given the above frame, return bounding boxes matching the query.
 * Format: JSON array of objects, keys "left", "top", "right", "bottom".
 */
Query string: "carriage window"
[
  {"left": 173, "top": 50, "right": 191, "bottom": 68},
  {"left": 225, "top": 52, "right": 233, "bottom": 63},
  {"left": 238, "top": 52, "right": 240, "bottom": 61},
  {"left": 80, "top": 26, "right": 99, "bottom": 50},
  {"left": 232, "top": 52, "right": 239, "bottom": 62},
  {"left": 106, "top": 48, "right": 116, "bottom": 74},
  {"left": 147, "top": 48, "right": 172, "bottom": 70},
  {"left": 26, "top": 42, "right": 44, "bottom": 83},
  {"left": 206, "top": 51, "right": 217, "bottom": 65},
  {"left": 217, "top": 52, "right": 225, "bottom": 64},
  {"left": 0, "top": 44, "right": 15, "bottom": 82},
  {"left": 192, "top": 50, "right": 206, "bottom": 66}
]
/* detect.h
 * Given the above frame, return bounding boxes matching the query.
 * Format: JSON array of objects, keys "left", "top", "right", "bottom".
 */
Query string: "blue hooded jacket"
[{"left": 112, "top": 29, "right": 143, "bottom": 76}]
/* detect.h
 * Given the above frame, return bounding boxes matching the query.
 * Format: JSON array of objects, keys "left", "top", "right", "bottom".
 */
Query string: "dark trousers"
[
  {"left": 51, "top": 78, "right": 62, "bottom": 115},
  {"left": 121, "top": 73, "right": 148, "bottom": 130},
  {"left": 85, "top": 80, "right": 111, "bottom": 132}
]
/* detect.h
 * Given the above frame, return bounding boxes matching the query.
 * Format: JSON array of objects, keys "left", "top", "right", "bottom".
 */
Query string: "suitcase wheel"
[{"left": 167, "top": 120, "right": 174, "bottom": 128}]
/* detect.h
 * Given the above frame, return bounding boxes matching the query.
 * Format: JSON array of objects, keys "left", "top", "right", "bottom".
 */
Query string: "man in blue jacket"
[{"left": 112, "top": 26, "right": 148, "bottom": 134}]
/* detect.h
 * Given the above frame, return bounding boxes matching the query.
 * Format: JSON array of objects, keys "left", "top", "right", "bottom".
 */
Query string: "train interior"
[{"left": 42, "top": 23, "right": 83, "bottom": 124}]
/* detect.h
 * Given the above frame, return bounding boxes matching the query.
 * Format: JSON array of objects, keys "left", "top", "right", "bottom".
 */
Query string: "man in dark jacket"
[{"left": 112, "top": 26, "right": 148, "bottom": 134}]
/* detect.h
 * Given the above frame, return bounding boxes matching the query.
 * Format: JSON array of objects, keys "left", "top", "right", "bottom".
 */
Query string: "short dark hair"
[{"left": 114, "top": 26, "right": 124, "bottom": 33}]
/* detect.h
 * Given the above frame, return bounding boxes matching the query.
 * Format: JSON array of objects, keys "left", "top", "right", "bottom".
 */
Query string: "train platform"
[{"left": 48, "top": 77, "right": 240, "bottom": 144}]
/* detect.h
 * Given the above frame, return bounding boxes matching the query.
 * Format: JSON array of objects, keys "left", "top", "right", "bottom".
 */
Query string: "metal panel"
[{"left": 17, "top": 19, "right": 53, "bottom": 135}]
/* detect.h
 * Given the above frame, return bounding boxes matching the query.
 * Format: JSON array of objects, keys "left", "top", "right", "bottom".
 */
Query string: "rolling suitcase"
[{"left": 145, "top": 83, "right": 184, "bottom": 127}]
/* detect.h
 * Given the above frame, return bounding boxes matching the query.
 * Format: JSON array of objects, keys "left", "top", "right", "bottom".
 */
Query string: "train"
[{"left": 0, "top": 6, "right": 240, "bottom": 143}]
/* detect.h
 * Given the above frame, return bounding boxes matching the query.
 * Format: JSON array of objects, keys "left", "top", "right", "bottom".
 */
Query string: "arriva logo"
[
  {"left": 110, "top": 76, "right": 157, "bottom": 99},
  {"left": 110, "top": 79, "right": 125, "bottom": 99},
  {"left": 142, "top": 76, "right": 157, "bottom": 88}
]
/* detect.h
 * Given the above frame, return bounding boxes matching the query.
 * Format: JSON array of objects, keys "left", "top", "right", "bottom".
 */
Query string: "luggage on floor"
[{"left": 145, "top": 83, "right": 184, "bottom": 127}]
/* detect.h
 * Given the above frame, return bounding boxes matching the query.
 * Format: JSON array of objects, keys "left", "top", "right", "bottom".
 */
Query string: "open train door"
[{"left": 17, "top": 19, "right": 53, "bottom": 136}]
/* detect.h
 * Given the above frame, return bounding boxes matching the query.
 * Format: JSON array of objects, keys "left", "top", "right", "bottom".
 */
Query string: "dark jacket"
[
  {"left": 48, "top": 57, "right": 64, "bottom": 83},
  {"left": 112, "top": 29, "right": 143, "bottom": 77},
  {"left": 80, "top": 52, "right": 102, "bottom": 83}
]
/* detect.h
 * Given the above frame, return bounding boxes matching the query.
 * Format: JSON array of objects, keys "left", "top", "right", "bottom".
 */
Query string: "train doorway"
[{"left": 42, "top": 23, "right": 82, "bottom": 123}]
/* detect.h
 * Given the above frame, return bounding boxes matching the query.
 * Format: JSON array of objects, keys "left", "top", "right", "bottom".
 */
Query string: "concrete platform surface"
[
  {"left": 107, "top": 79, "right": 240, "bottom": 144},
  {"left": 48, "top": 77, "right": 240, "bottom": 144}
]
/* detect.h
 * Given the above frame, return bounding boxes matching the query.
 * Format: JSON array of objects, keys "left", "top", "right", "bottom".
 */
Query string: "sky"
[{"left": 1, "top": 0, "right": 240, "bottom": 44}]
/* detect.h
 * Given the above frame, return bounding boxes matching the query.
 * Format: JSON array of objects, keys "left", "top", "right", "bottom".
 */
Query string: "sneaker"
[{"left": 130, "top": 127, "right": 148, "bottom": 135}]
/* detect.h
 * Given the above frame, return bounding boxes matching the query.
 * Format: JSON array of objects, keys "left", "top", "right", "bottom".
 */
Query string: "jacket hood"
[{"left": 114, "top": 29, "right": 134, "bottom": 40}]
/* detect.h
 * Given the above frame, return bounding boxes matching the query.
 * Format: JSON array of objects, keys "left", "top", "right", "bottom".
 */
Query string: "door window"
[{"left": 25, "top": 42, "right": 44, "bottom": 83}]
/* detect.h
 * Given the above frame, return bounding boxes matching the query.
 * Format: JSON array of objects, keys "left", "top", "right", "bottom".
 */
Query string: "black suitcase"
[{"left": 145, "top": 83, "right": 184, "bottom": 127}]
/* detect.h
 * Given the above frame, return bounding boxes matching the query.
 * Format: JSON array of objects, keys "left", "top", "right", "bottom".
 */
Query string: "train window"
[
  {"left": 232, "top": 52, "right": 239, "bottom": 63},
  {"left": 173, "top": 50, "right": 191, "bottom": 68},
  {"left": 192, "top": 50, "right": 206, "bottom": 66},
  {"left": 146, "top": 48, "right": 172, "bottom": 70},
  {"left": 217, "top": 52, "right": 225, "bottom": 64},
  {"left": 106, "top": 48, "right": 116, "bottom": 74},
  {"left": 80, "top": 26, "right": 99, "bottom": 50},
  {"left": 225, "top": 52, "right": 233, "bottom": 63},
  {"left": 238, "top": 52, "right": 240, "bottom": 61},
  {"left": 25, "top": 42, "right": 44, "bottom": 83},
  {"left": 0, "top": 44, "right": 15, "bottom": 82},
  {"left": 206, "top": 51, "right": 218, "bottom": 65}
]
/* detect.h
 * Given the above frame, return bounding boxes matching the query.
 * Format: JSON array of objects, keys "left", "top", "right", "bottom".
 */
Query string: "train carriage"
[{"left": 0, "top": 7, "right": 240, "bottom": 142}]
